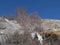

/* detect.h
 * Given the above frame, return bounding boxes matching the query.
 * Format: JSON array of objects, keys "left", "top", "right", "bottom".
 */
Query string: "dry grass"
[{"left": 5, "top": 32, "right": 40, "bottom": 45}]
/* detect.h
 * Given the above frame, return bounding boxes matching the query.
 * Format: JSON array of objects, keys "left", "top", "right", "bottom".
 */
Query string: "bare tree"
[{"left": 16, "top": 7, "right": 43, "bottom": 32}]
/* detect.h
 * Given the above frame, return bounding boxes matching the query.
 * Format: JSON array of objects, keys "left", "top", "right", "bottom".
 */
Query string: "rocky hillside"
[
  {"left": 42, "top": 19, "right": 60, "bottom": 32},
  {"left": 0, "top": 17, "right": 60, "bottom": 45}
]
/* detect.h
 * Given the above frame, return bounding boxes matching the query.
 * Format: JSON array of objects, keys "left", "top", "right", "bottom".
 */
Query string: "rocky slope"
[
  {"left": 42, "top": 19, "right": 60, "bottom": 32},
  {"left": 0, "top": 17, "right": 60, "bottom": 45}
]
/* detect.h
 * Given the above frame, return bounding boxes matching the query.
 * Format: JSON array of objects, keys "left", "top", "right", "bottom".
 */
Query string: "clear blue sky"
[{"left": 0, "top": 0, "right": 60, "bottom": 19}]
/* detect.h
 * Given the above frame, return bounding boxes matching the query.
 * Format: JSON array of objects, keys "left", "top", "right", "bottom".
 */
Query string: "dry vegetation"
[
  {"left": 16, "top": 8, "right": 43, "bottom": 32},
  {"left": 1, "top": 7, "right": 60, "bottom": 45},
  {"left": 0, "top": 8, "right": 42, "bottom": 45},
  {"left": 4, "top": 32, "right": 60, "bottom": 45},
  {"left": 5, "top": 32, "right": 40, "bottom": 45}
]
